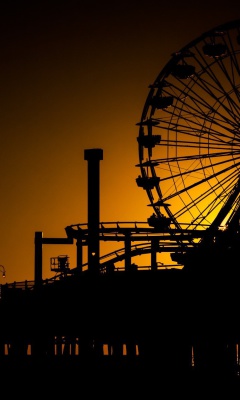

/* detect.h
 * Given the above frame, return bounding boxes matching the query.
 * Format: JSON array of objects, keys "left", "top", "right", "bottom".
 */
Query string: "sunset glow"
[{"left": 1, "top": 3, "right": 240, "bottom": 283}]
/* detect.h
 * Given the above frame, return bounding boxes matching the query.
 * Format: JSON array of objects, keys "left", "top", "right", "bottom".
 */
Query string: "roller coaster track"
[
  {"left": 1, "top": 221, "right": 206, "bottom": 292},
  {"left": 59, "top": 220, "right": 205, "bottom": 276},
  {"left": 65, "top": 220, "right": 207, "bottom": 243}
]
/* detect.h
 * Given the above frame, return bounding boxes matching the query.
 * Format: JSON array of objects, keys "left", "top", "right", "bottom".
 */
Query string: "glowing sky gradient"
[{"left": 1, "top": 1, "right": 240, "bottom": 283}]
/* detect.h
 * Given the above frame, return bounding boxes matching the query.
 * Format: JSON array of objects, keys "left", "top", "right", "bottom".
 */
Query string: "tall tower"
[{"left": 84, "top": 148, "right": 103, "bottom": 273}]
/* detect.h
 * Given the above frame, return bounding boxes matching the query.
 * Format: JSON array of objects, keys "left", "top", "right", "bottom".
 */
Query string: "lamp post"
[{"left": 0, "top": 265, "right": 6, "bottom": 279}]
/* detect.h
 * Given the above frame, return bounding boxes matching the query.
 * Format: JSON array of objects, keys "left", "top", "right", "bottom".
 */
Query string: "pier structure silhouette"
[
  {"left": 0, "top": 148, "right": 240, "bottom": 386},
  {"left": 2, "top": 20, "right": 240, "bottom": 390}
]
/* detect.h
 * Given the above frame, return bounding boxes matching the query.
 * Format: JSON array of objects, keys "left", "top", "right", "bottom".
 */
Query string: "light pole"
[{"left": 0, "top": 265, "right": 6, "bottom": 279}]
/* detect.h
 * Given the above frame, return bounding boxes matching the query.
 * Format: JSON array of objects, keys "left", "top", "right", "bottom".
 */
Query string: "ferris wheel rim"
[{"left": 136, "top": 19, "right": 240, "bottom": 236}]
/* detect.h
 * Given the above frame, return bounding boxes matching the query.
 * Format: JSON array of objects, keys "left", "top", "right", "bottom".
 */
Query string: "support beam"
[
  {"left": 124, "top": 232, "right": 132, "bottom": 271},
  {"left": 151, "top": 238, "right": 159, "bottom": 271},
  {"left": 34, "top": 231, "right": 43, "bottom": 287}
]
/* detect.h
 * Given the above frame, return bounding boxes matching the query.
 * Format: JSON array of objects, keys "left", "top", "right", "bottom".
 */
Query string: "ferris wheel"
[{"left": 136, "top": 19, "right": 240, "bottom": 245}]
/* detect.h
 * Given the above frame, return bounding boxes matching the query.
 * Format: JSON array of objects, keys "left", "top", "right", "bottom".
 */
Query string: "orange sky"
[{"left": 1, "top": 1, "right": 240, "bottom": 283}]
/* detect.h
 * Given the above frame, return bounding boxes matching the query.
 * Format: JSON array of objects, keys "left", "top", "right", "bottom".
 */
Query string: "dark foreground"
[{"left": 1, "top": 356, "right": 240, "bottom": 397}]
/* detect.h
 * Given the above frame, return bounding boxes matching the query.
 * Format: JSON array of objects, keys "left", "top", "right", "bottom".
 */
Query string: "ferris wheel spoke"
[
  {"left": 153, "top": 89, "right": 239, "bottom": 141},
  {"left": 156, "top": 156, "right": 240, "bottom": 204},
  {"left": 154, "top": 155, "right": 240, "bottom": 185},
  {"left": 166, "top": 74, "right": 239, "bottom": 130},
  {"left": 174, "top": 168, "right": 239, "bottom": 222},
  {"left": 191, "top": 75, "right": 240, "bottom": 125},
  {"left": 151, "top": 150, "right": 240, "bottom": 166}
]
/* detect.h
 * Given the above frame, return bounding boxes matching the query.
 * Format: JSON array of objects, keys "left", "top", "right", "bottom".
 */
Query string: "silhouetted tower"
[{"left": 84, "top": 148, "right": 103, "bottom": 273}]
